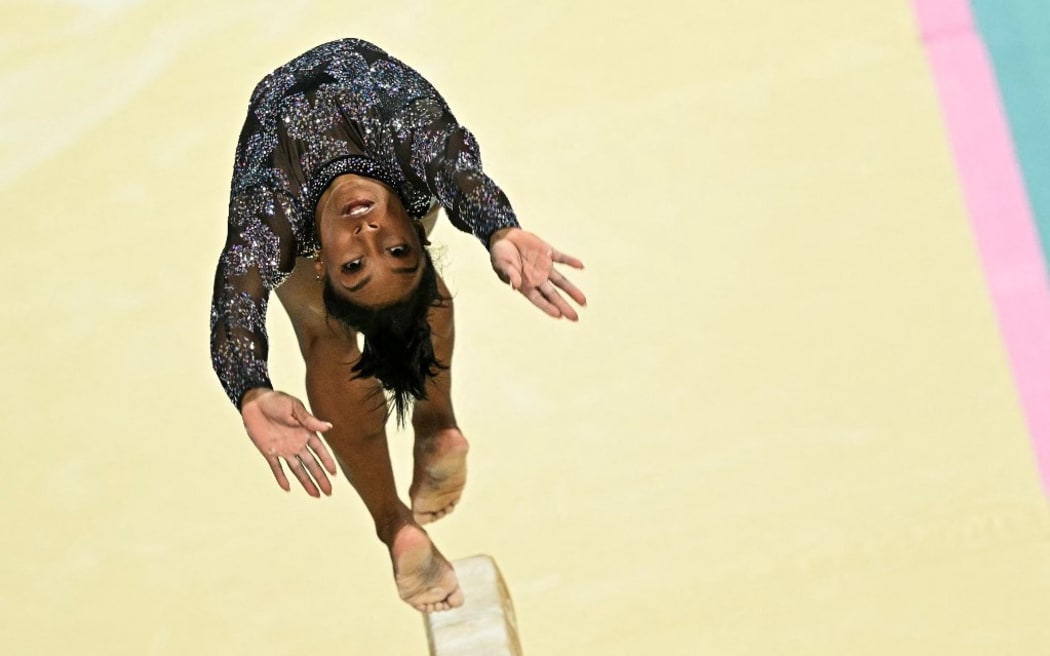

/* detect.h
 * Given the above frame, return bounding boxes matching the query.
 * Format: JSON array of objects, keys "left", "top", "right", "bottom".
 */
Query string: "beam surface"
[{"left": 425, "top": 555, "right": 523, "bottom": 656}]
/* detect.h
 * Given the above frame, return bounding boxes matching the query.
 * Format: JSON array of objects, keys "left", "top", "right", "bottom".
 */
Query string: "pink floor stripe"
[{"left": 914, "top": 0, "right": 1050, "bottom": 496}]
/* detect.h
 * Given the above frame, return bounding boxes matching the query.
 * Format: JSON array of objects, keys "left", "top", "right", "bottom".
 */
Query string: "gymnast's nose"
[{"left": 352, "top": 220, "right": 379, "bottom": 235}]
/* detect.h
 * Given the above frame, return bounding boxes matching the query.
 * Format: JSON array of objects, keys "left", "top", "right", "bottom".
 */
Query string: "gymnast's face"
[{"left": 315, "top": 174, "right": 425, "bottom": 309}]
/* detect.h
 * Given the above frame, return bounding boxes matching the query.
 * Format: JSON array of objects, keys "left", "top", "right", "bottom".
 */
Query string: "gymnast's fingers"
[
  {"left": 299, "top": 451, "right": 333, "bottom": 496},
  {"left": 291, "top": 400, "right": 333, "bottom": 433},
  {"left": 551, "top": 247, "right": 584, "bottom": 270},
  {"left": 550, "top": 270, "right": 587, "bottom": 307},
  {"left": 287, "top": 456, "right": 321, "bottom": 498},
  {"left": 541, "top": 282, "right": 579, "bottom": 322},
  {"left": 524, "top": 287, "right": 562, "bottom": 318},
  {"left": 308, "top": 434, "right": 338, "bottom": 475},
  {"left": 266, "top": 456, "right": 291, "bottom": 492}
]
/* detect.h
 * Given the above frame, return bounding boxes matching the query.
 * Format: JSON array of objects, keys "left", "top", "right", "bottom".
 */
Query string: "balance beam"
[{"left": 424, "top": 555, "right": 523, "bottom": 656}]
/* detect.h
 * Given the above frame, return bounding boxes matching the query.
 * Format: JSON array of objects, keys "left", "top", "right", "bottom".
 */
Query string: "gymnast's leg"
[
  {"left": 302, "top": 333, "right": 464, "bottom": 612},
  {"left": 410, "top": 275, "right": 469, "bottom": 524}
]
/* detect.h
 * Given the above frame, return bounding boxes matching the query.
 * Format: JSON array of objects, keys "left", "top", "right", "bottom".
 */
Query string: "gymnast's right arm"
[{"left": 210, "top": 185, "right": 337, "bottom": 496}]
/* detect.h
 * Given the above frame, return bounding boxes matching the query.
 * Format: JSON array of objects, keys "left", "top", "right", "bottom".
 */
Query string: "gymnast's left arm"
[{"left": 389, "top": 97, "right": 587, "bottom": 319}]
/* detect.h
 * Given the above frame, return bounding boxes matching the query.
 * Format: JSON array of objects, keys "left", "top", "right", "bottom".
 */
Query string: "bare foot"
[
  {"left": 391, "top": 523, "right": 464, "bottom": 612},
  {"left": 409, "top": 428, "right": 469, "bottom": 525}
]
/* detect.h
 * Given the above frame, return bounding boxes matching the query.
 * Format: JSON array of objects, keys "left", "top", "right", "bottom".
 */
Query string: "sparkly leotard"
[{"left": 210, "top": 38, "right": 520, "bottom": 407}]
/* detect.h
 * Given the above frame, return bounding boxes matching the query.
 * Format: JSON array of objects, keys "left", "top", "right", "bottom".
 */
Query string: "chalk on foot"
[{"left": 424, "top": 555, "right": 523, "bottom": 656}]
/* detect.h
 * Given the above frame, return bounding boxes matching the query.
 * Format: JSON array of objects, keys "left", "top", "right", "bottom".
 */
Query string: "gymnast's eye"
[
  {"left": 389, "top": 245, "right": 410, "bottom": 258},
  {"left": 342, "top": 259, "right": 362, "bottom": 272}
]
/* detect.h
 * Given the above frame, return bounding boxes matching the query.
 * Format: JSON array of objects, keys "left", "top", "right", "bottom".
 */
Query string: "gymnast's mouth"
[{"left": 344, "top": 199, "right": 375, "bottom": 217}]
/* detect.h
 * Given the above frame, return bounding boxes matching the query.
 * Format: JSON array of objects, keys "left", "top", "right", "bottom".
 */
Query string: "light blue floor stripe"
[{"left": 970, "top": 0, "right": 1050, "bottom": 268}]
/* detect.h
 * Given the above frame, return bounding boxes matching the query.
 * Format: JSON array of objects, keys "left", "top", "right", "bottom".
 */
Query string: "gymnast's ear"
[{"left": 313, "top": 253, "right": 325, "bottom": 281}]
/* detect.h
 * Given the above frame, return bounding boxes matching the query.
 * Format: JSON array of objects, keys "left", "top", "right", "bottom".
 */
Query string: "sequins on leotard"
[{"left": 210, "top": 38, "right": 520, "bottom": 407}]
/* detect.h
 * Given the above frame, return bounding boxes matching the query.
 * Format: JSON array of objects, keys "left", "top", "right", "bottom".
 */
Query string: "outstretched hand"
[
  {"left": 240, "top": 389, "right": 338, "bottom": 497},
  {"left": 489, "top": 227, "right": 587, "bottom": 320}
]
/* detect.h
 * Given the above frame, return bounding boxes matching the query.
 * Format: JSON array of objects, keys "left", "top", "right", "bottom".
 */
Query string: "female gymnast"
[{"left": 210, "top": 39, "right": 586, "bottom": 612}]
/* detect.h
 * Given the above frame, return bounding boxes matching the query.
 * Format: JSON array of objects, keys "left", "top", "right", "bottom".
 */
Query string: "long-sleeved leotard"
[{"left": 210, "top": 38, "right": 520, "bottom": 407}]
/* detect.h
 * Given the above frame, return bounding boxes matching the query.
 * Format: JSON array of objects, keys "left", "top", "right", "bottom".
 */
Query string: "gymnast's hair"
[{"left": 322, "top": 241, "right": 448, "bottom": 427}]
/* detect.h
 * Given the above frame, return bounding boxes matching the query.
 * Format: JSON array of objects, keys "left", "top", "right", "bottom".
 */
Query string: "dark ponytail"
[{"left": 322, "top": 250, "right": 448, "bottom": 426}]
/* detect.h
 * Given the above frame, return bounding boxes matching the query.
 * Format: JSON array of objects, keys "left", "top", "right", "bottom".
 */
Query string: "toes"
[
  {"left": 447, "top": 587, "right": 465, "bottom": 608},
  {"left": 414, "top": 503, "right": 457, "bottom": 525},
  {"left": 420, "top": 600, "right": 446, "bottom": 613},
  {"left": 414, "top": 591, "right": 459, "bottom": 613}
]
